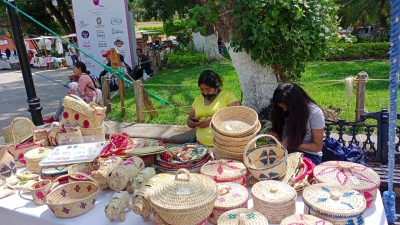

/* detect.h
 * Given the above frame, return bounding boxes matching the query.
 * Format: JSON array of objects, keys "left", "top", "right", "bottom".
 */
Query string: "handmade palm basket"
[
  {"left": 211, "top": 106, "right": 258, "bottom": 137},
  {"left": 313, "top": 161, "right": 380, "bottom": 208},
  {"left": 68, "top": 162, "right": 99, "bottom": 182},
  {"left": 217, "top": 208, "right": 269, "bottom": 225},
  {"left": 149, "top": 169, "right": 218, "bottom": 225},
  {"left": 251, "top": 180, "right": 297, "bottom": 224},
  {"left": 155, "top": 213, "right": 207, "bottom": 225},
  {"left": 302, "top": 184, "right": 366, "bottom": 225},
  {"left": 243, "top": 134, "right": 288, "bottom": 181},
  {"left": 280, "top": 214, "right": 333, "bottom": 225},
  {"left": 200, "top": 159, "right": 247, "bottom": 186},
  {"left": 0, "top": 145, "right": 17, "bottom": 180},
  {"left": 213, "top": 145, "right": 245, "bottom": 162},
  {"left": 40, "top": 164, "right": 70, "bottom": 182},
  {"left": 211, "top": 122, "right": 261, "bottom": 143},
  {"left": 208, "top": 182, "right": 249, "bottom": 225},
  {"left": 24, "top": 147, "right": 52, "bottom": 174}
]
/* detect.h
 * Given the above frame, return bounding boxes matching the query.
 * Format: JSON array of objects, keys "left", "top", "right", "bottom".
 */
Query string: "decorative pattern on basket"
[
  {"left": 251, "top": 180, "right": 297, "bottom": 224},
  {"left": 105, "top": 191, "right": 131, "bottom": 221},
  {"left": 24, "top": 147, "right": 52, "bottom": 174},
  {"left": 217, "top": 208, "right": 269, "bottom": 225},
  {"left": 302, "top": 184, "right": 366, "bottom": 225},
  {"left": 107, "top": 156, "right": 145, "bottom": 191},
  {"left": 91, "top": 156, "right": 123, "bottom": 189},
  {"left": 282, "top": 153, "right": 315, "bottom": 194},
  {"left": 18, "top": 180, "right": 52, "bottom": 205},
  {"left": 149, "top": 169, "right": 218, "bottom": 225},
  {"left": 211, "top": 106, "right": 259, "bottom": 136},
  {"left": 0, "top": 145, "right": 17, "bottom": 179},
  {"left": 200, "top": 159, "right": 247, "bottom": 186},
  {"left": 313, "top": 161, "right": 380, "bottom": 209},
  {"left": 280, "top": 214, "right": 333, "bottom": 225}
]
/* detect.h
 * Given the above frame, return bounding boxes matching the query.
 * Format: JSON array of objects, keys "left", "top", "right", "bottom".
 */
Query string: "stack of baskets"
[{"left": 211, "top": 106, "right": 260, "bottom": 162}]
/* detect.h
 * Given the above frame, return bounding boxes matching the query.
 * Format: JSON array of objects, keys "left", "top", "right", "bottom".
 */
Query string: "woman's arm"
[
  {"left": 228, "top": 101, "right": 240, "bottom": 107},
  {"left": 187, "top": 107, "right": 199, "bottom": 128},
  {"left": 298, "top": 128, "right": 324, "bottom": 152}
]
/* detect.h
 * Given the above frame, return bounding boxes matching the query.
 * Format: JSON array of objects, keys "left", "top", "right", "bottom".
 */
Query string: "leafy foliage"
[
  {"left": 139, "top": 0, "right": 189, "bottom": 21},
  {"left": 163, "top": 20, "right": 186, "bottom": 37},
  {"left": 139, "top": 26, "right": 164, "bottom": 35},
  {"left": 326, "top": 42, "right": 389, "bottom": 60},
  {"left": 166, "top": 52, "right": 208, "bottom": 68}
]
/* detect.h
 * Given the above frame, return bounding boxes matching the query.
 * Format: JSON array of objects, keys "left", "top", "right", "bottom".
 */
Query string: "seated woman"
[
  {"left": 43, "top": 61, "right": 96, "bottom": 123},
  {"left": 187, "top": 70, "right": 240, "bottom": 146},
  {"left": 269, "top": 83, "right": 325, "bottom": 165}
]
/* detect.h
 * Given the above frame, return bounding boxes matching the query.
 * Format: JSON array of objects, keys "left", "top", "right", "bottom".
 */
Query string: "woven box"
[
  {"left": 217, "top": 208, "right": 269, "bottom": 225},
  {"left": 200, "top": 159, "right": 247, "bottom": 186},
  {"left": 313, "top": 161, "right": 380, "bottom": 208},
  {"left": 251, "top": 180, "right": 297, "bottom": 224},
  {"left": 303, "top": 184, "right": 366, "bottom": 225},
  {"left": 24, "top": 147, "right": 52, "bottom": 174},
  {"left": 208, "top": 182, "right": 249, "bottom": 225},
  {"left": 281, "top": 214, "right": 333, "bottom": 225}
]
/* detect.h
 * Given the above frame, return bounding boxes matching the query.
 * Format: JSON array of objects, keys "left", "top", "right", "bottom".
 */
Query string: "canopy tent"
[{"left": 24, "top": 34, "right": 76, "bottom": 41}]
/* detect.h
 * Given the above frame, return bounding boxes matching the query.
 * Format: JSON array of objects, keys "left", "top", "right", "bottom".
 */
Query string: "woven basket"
[
  {"left": 212, "top": 138, "right": 250, "bottom": 154},
  {"left": 44, "top": 173, "right": 100, "bottom": 218},
  {"left": 217, "top": 208, "right": 269, "bottom": 225},
  {"left": 251, "top": 180, "right": 297, "bottom": 224},
  {"left": 156, "top": 161, "right": 205, "bottom": 174},
  {"left": 213, "top": 147, "right": 243, "bottom": 162},
  {"left": 0, "top": 145, "right": 17, "bottom": 179},
  {"left": 211, "top": 121, "right": 261, "bottom": 142},
  {"left": 68, "top": 162, "right": 99, "bottom": 182},
  {"left": 211, "top": 106, "right": 258, "bottom": 137},
  {"left": 155, "top": 213, "right": 207, "bottom": 225},
  {"left": 149, "top": 168, "right": 219, "bottom": 225},
  {"left": 208, "top": 182, "right": 249, "bottom": 225},
  {"left": 200, "top": 159, "right": 247, "bottom": 186},
  {"left": 243, "top": 134, "right": 288, "bottom": 181},
  {"left": 2, "top": 117, "right": 33, "bottom": 144},
  {"left": 302, "top": 183, "right": 366, "bottom": 225},
  {"left": 24, "top": 147, "right": 52, "bottom": 174},
  {"left": 91, "top": 156, "right": 123, "bottom": 190},
  {"left": 280, "top": 214, "right": 333, "bottom": 225},
  {"left": 107, "top": 156, "right": 145, "bottom": 191},
  {"left": 80, "top": 122, "right": 106, "bottom": 136},
  {"left": 313, "top": 161, "right": 380, "bottom": 209}
]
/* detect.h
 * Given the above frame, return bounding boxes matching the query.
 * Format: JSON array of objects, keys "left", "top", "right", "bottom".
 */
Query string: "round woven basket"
[
  {"left": 251, "top": 180, "right": 297, "bottom": 224},
  {"left": 149, "top": 168, "right": 218, "bottom": 225},
  {"left": 243, "top": 134, "right": 288, "bottom": 181},
  {"left": 211, "top": 121, "right": 261, "bottom": 142},
  {"left": 213, "top": 147, "right": 243, "bottom": 162},
  {"left": 313, "top": 161, "right": 380, "bottom": 209},
  {"left": 280, "top": 214, "right": 333, "bottom": 225},
  {"left": 217, "top": 208, "right": 269, "bottom": 225},
  {"left": 68, "top": 162, "right": 99, "bottom": 182},
  {"left": 212, "top": 138, "right": 253, "bottom": 154},
  {"left": 211, "top": 106, "right": 258, "bottom": 137},
  {"left": 155, "top": 213, "right": 207, "bottom": 225},
  {"left": 200, "top": 159, "right": 247, "bottom": 186},
  {"left": 24, "top": 147, "right": 52, "bottom": 174},
  {"left": 302, "top": 183, "right": 366, "bottom": 225}
]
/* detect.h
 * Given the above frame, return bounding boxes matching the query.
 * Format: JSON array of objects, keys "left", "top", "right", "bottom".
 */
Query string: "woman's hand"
[
  {"left": 68, "top": 89, "right": 73, "bottom": 95},
  {"left": 197, "top": 117, "right": 211, "bottom": 128}
]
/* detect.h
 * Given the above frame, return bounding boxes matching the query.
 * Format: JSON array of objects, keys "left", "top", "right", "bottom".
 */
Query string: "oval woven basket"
[
  {"left": 155, "top": 160, "right": 207, "bottom": 174},
  {"left": 155, "top": 144, "right": 209, "bottom": 165},
  {"left": 213, "top": 147, "right": 243, "bottom": 162},
  {"left": 243, "top": 134, "right": 288, "bottom": 181},
  {"left": 68, "top": 162, "right": 99, "bottom": 182},
  {"left": 149, "top": 168, "right": 218, "bottom": 225},
  {"left": 280, "top": 214, "right": 333, "bottom": 225},
  {"left": 211, "top": 106, "right": 258, "bottom": 137},
  {"left": 211, "top": 121, "right": 260, "bottom": 141},
  {"left": 200, "top": 159, "right": 247, "bottom": 186},
  {"left": 24, "top": 147, "right": 52, "bottom": 174},
  {"left": 217, "top": 208, "right": 269, "bottom": 225}
]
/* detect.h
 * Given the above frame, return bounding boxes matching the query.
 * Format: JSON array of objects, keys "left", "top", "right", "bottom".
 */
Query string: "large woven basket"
[
  {"left": 211, "top": 121, "right": 261, "bottom": 143},
  {"left": 2, "top": 117, "right": 33, "bottom": 144},
  {"left": 251, "top": 180, "right": 297, "bottom": 224},
  {"left": 24, "top": 147, "right": 52, "bottom": 174},
  {"left": 313, "top": 161, "right": 380, "bottom": 209},
  {"left": 149, "top": 168, "right": 218, "bottom": 225},
  {"left": 243, "top": 134, "right": 288, "bottom": 181},
  {"left": 217, "top": 208, "right": 269, "bottom": 225},
  {"left": 280, "top": 214, "right": 333, "bottom": 225},
  {"left": 302, "top": 184, "right": 366, "bottom": 225},
  {"left": 200, "top": 159, "right": 247, "bottom": 186},
  {"left": 212, "top": 138, "right": 250, "bottom": 154},
  {"left": 211, "top": 106, "right": 258, "bottom": 137},
  {"left": 213, "top": 146, "right": 243, "bottom": 162}
]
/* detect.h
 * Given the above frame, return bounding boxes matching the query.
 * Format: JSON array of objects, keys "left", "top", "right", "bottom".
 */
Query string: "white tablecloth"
[{"left": 0, "top": 61, "right": 11, "bottom": 70}]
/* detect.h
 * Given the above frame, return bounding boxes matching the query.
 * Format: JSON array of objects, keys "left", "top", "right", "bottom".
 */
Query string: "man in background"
[
  {"left": 5, "top": 48, "right": 11, "bottom": 60},
  {"left": 132, "top": 48, "right": 153, "bottom": 80},
  {"left": 68, "top": 38, "right": 79, "bottom": 68}
]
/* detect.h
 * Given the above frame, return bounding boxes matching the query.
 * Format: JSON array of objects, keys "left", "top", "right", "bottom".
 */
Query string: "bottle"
[{"left": 143, "top": 69, "right": 148, "bottom": 81}]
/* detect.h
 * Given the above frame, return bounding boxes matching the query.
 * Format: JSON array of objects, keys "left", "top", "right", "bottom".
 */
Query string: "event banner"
[{"left": 71, "top": 0, "right": 133, "bottom": 77}]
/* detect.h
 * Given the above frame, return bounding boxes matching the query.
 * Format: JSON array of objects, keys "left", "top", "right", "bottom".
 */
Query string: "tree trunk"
[
  {"left": 43, "top": 0, "right": 71, "bottom": 34},
  {"left": 58, "top": 0, "right": 76, "bottom": 33},
  {"left": 193, "top": 32, "right": 220, "bottom": 60},
  {"left": 193, "top": 32, "right": 205, "bottom": 52},
  {"left": 227, "top": 42, "right": 277, "bottom": 112}
]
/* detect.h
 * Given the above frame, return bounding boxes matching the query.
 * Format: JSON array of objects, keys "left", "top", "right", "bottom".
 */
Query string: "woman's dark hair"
[
  {"left": 74, "top": 61, "right": 90, "bottom": 75},
  {"left": 198, "top": 70, "right": 223, "bottom": 88},
  {"left": 270, "top": 83, "right": 318, "bottom": 153}
]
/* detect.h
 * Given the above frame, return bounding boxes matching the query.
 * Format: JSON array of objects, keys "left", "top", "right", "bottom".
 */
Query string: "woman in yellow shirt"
[{"left": 187, "top": 70, "right": 240, "bottom": 146}]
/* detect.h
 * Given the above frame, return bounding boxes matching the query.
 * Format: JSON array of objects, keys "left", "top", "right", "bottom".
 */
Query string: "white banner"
[{"left": 71, "top": 0, "right": 133, "bottom": 77}]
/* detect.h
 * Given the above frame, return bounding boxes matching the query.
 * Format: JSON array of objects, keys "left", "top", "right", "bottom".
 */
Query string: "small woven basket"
[
  {"left": 251, "top": 180, "right": 297, "bottom": 224},
  {"left": 24, "top": 147, "right": 52, "bottom": 174},
  {"left": 211, "top": 106, "right": 258, "bottom": 137},
  {"left": 149, "top": 168, "right": 218, "bottom": 225},
  {"left": 200, "top": 159, "right": 247, "bottom": 186},
  {"left": 80, "top": 122, "right": 106, "bottom": 136},
  {"left": 217, "top": 208, "right": 269, "bottom": 225},
  {"left": 0, "top": 145, "right": 17, "bottom": 179},
  {"left": 68, "top": 162, "right": 99, "bottom": 182},
  {"left": 302, "top": 184, "right": 366, "bottom": 225},
  {"left": 212, "top": 138, "right": 250, "bottom": 154},
  {"left": 280, "top": 214, "right": 333, "bottom": 225}
]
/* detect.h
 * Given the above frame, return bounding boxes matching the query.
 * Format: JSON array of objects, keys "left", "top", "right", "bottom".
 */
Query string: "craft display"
[
  {"left": 208, "top": 182, "right": 249, "bottom": 225},
  {"left": 18, "top": 180, "right": 51, "bottom": 205},
  {"left": 0, "top": 145, "right": 17, "bottom": 179},
  {"left": 91, "top": 156, "right": 123, "bottom": 189},
  {"left": 54, "top": 125, "right": 84, "bottom": 146},
  {"left": 155, "top": 213, "right": 207, "bottom": 225},
  {"left": 105, "top": 191, "right": 131, "bottom": 221},
  {"left": 9, "top": 179, "right": 38, "bottom": 194},
  {"left": 251, "top": 180, "right": 297, "bottom": 224},
  {"left": 302, "top": 184, "right": 366, "bottom": 225},
  {"left": 2, "top": 117, "right": 33, "bottom": 144},
  {"left": 34, "top": 128, "right": 50, "bottom": 147},
  {"left": 282, "top": 152, "right": 315, "bottom": 194},
  {"left": 200, "top": 159, "right": 247, "bottom": 186},
  {"left": 100, "top": 133, "right": 133, "bottom": 158},
  {"left": 217, "top": 208, "right": 269, "bottom": 225},
  {"left": 107, "top": 156, "right": 145, "bottom": 191},
  {"left": 68, "top": 162, "right": 99, "bottom": 182},
  {"left": 130, "top": 167, "right": 156, "bottom": 191},
  {"left": 313, "top": 161, "right": 380, "bottom": 208},
  {"left": 24, "top": 147, "right": 52, "bottom": 174},
  {"left": 280, "top": 214, "right": 333, "bottom": 225},
  {"left": 40, "top": 164, "right": 70, "bottom": 182},
  {"left": 211, "top": 106, "right": 259, "bottom": 136},
  {"left": 149, "top": 169, "right": 218, "bottom": 225}
]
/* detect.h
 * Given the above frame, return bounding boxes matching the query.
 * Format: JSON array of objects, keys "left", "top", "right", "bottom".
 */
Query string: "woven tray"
[
  {"left": 313, "top": 161, "right": 380, "bottom": 208},
  {"left": 24, "top": 147, "right": 52, "bottom": 174},
  {"left": 302, "top": 183, "right": 366, "bottom": 225},
  {"left": 280, "top": 214, "right": 333, "bottom": 225},
  {"left": 200, "top": 159, "right": 247, "bottom": 186},
  {"left": 251, "top": 180, "right": 297, "bottom": 224},
  {"left": 217, "top": 208, "right": 269, "bottom": 225},
  {"left": 211, "top": 106, "right": 258, "bottom": 137}
]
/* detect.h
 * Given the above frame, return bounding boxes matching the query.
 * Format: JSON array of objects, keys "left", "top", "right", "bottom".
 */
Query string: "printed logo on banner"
[
  {"left": 110, "top": 17, "right": 122, "bottom": 25},
  {"left": 82, "top": 41, "right": 91, "bottom": 49},
  {"left": 97, "top": 30, "right": 105, "bottom": 39},
  {"left": 111, "top": 29, "right": 124, "bottom": 34},
  {"left": 81, "top": 30, "right": 90, "bottom": 39},
  {"left": 95, "top": 17, "right": 105, "bottom": 28},
  {"left": 79, "top": 20, "right": 89, "bottom": 29},
  {"left": 84, "top": 60, "right": 96, "bottom": 68},
  {"left": 93, "top": 0, "right": 104, "bottom": 7},
  {"left": 114, "top": 38, "right": 124, "bottom": 47},
  {"left": 88, "top": 5, "right": 108, "bottom": 16},
  {"left": 98, "top": 41, "right": 107, "bottom": 48},
  {"left": 100, "top": 50, "right": 107, "bottom": 56}
]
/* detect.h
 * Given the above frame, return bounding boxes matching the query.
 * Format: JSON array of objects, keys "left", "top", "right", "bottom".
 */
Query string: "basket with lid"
[
  {"left": 208, "top": 182, "right": 249, "bottom": 225},
  {"left": 302, "top": 183, "right": 366, "bottom": 225},
  {"left": 280, "top": 214, "right": 333, "bottom": 225},
  {"left": 313, "top": 161, "right": 380, "bottom": 208},
  {"left": 24, "top": 147, "right": 52, "bottom": 174},
  {"left": 200, "top": 159, "right": 247, "bottom": 186},
  {"left": 217, "top": 208, "right": 269, "bottom": 225},
  {"left": 149, "top": 168, "right": 218, "bottom": 225},
  {"left": 251, "top": 180, "right": 297, "bottom": 224},
  {"left": 211, "top": 106, "right": 258, "bottom": 137}
]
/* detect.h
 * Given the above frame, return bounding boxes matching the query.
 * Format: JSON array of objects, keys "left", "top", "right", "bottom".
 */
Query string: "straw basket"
[
  {"left": 0, "top": 145, "right": 17, "bottom": 179},
  {"left": 24, "top": 147, "right": 52, "bottom": 174},
  {"left": 243, "top": 134, "right": 288, "bottom": 181},
  {"left": 212, "top": 139, "right": 249, "bottom": 154},
  {"left": 302, "top": 184, "right": 366, "bottom": 225},
  {"left": 211, "top": 121, "right": 261, "bottom": 142},
  {"left": 211, "top": 106, "right": 258, "bottom": 137},
  {"left": 68, "top": 162, "right": 99, "bottom": 182},
  {"left": 2, "top": 117, "right": 33, "bottom": 144},
  {"left": 80, "top": 123, "right": 105, "bottom": 136},
  {"left": 313, "top": 161, "right": 380, "bottom": 209},
  {"left": 18, "top": 180, "right": 52, "bottom": 205},
  {"left": 44, "top": 173, "right": 100, "bottom": 218},
  {"left": 149, "top": 169, "right": 218, "bottom": 225},
  {"left": 217, "top": 208, "right": 269, "bottom": 225},
  {"left": 280, "top": 214, "right": 333, "bottom": 225},
  {"left": 200, "top": 159, "right": 247, "bottom": 186},
  {"left": 251, "top": 180, "right": 297, "bottom": 224},
  {"left": 40, "top": 164, "right": 70, "bottom": 182}
]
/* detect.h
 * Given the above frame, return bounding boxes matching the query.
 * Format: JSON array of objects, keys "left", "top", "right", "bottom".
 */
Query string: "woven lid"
[
  {"left": 313, "top": 161, "right": 381, "bottom": 191},
  {"left": 149, "top": 168, "right": 218, "bottom": 211},
  {"left": 303, "top": 184, "right": 366, "bottom": 216},
  {"left": 214, "top": 183, "right": 248, "bottom": 209},
  {"left": 217, "top": 208, "right": 269, "bottom": 225},
  {"left": 24, "top": 147, "right": 52, "bottom": 160},
  {"left": 280, "top": 214, "right": 333, "bottom": 225},
  {"left": 251, "top": 180, "right": 297, "bottom": 206},
  {"left": 200, "top": 160, "right": 247, "bottom": 182}
]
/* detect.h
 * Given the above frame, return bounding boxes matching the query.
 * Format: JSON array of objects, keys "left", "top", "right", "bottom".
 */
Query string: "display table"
[{"left": 0, "top": 183, "right": 388, "bottom": 225}]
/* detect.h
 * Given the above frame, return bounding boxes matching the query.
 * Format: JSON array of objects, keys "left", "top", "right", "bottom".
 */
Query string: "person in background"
[
  {"left": 98, "top": 50, "right": 132, "bottom": 88},
  {"left": 269, "top": 83, "right": 325, "bottom": 165},
  {"left": 27, "top": 51, "right": 34, "bottom": 68},
  {"left": 5, "top": 48, "right": 11, "bottom": 60},
  {"left": 68, "top": 38, "right": 79, "bottom": 68},
  {"left": 132, "top": 48, "right": 153, "bottom": 80},
  {"left": 187, "top": 70, "right": 240, "bottom": 146}
]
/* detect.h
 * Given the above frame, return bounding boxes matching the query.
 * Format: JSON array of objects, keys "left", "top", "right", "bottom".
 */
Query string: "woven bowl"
[
  {"left": 211, "top": 121, "right": 261, "bottom": 141},
  {"left": 217, "top": 208, "right": 269, "bottom": 225},
  {"left": 280, "top": 214, "right": 333, "bottom": 225},
  {"left": 213, "top": 147, "right": 243, "bottom": 162},
  {"left": 212, "top": 138, "right": 253, "bottom": 154},
  {"left": 211, "top": 106, "right": 258, "bottom": 137},
  {"left": 155, "top": 144, "right": 209, "bottom": 165},
  {"left": 68, "top": 162, "right": 99, "bottom": 181}
]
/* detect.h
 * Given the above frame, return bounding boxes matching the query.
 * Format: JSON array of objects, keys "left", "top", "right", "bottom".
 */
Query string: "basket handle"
[
  {"left": 10, "top": 117, "right": 36, "bottom": 144},
  {"left": 18, "top": 189, "right": 33, "bottom": 201},
  {"left": 174, "top": 168, "right": 190, "bottom": 182},
  {"left": 242, "top": 134, "right": 282, "bottom": 169}
]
